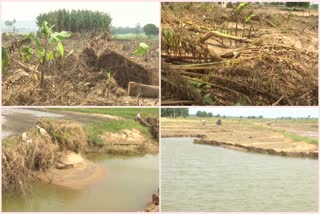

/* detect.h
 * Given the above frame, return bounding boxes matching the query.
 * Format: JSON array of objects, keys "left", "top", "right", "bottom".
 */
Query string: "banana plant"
[
  {"left": 245, "top": 13, "right": 256, "bottom": 38},
  {"left": 234, "top": 2, "right": 250, "bottom": 37},
  {"left": 21, "top": 21, "right": 71, "bottom": 89},
  {"left": 134, "top": 42, "right": 150, "bottom": 61}
]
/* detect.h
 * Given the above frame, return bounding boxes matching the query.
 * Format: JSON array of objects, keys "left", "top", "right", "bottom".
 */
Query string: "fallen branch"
[
  {"left": 176, "top": 70, "right": 274, "bottom": 97},
  {"left": 182, "top": 76, "right": 252, "bottom": 104},
  {"left": 264, "top": 19, "right": 279, "bottom": 28},
  {"left": 12, "top": 58, "right": 40, "bottom": 74},
  {"left": 170, "top": 57, "right": 254, "bottom": 70},
  {"left": 199, "top": 31, "right": 252, "bottom": 44},
  {"left": 272, "top": 95, "right": 285, "bottom": 106}
]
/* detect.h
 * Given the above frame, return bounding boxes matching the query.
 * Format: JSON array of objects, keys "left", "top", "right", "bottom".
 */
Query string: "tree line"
[
  {"left": 161, "top": 108, "right": 189, "bottom": 118},
  {"left": 111, "top": 24, "right": 159, "bottom": 36},
  {"left": 36, "top": 9, "right": 112, "bottom": 33}
]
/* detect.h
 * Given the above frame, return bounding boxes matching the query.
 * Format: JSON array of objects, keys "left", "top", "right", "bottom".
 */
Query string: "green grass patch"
[
  {"left": 86, "top": 120, "right": 151, "bottom": 145},
  {"left": 112, "top": 33, "right": 158, "bottom": 40},
  {"left": 54, "top": 108, "right": 159, "bottom": 119},
  {"left": 281, "top": 131, "right": 318, "bottom": 144}
]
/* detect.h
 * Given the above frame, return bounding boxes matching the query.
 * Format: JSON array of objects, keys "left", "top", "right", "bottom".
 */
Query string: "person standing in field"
[{"left": 202, "top": 118, "right": 206, "bottom": 125}]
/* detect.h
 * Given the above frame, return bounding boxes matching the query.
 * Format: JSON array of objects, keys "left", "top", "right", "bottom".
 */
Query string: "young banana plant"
[{"left": 21, "top": 21, "right": 71, "bottom": 89}]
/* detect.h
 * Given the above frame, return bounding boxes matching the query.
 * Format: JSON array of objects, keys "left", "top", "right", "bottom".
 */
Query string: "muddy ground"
[
  {"left": 161, "top": 117, "right": 318, "bottom": 158},
  {"left": 2, "top": 33, "right": 159, "bottom": 106},
  {"left": 161, "top": 3, "right": 318, "bottom": 105}
]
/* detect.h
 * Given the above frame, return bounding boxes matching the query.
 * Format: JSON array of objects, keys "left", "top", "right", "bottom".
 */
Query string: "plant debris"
[{"left": 161, "top": 3, "right": 318, "bottom": 105}]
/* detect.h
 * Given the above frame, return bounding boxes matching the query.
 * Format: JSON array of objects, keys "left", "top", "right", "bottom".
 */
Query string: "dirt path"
[{"left": 161, "top": 118, "right": 318, "bottom": 158}]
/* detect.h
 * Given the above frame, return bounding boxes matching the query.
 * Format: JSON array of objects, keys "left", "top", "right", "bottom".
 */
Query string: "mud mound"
[
  {"left": 98, "top": 48, "right": 154, "bottom": 88},
  {"left": 81, "top": 46, "right": 98, "bottom": 68},
  {"left": 2, "top": 34, "right": 159, "bottom": 106},
  {"left": 37, "top": 119, "right": 87, "bottom": 153},
  {"left": 37, "top": 151, "right": 107, "bottom": 190}
]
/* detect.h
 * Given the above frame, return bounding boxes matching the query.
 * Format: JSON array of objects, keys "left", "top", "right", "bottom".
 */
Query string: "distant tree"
[
  {"left": 161, "top": 108, "right": 189, "bottom": 118},
  {"left": 36, "top": 10, "right": 112, "bottom": 33},
  {"left": 4, "top": 20, "right": 14, "bottom": 32},
  {"left": 134, "top": 23, "right": 142, "bottom": 36},
  {"left": 208, "top": 112, "right": 213, "bottom": 117},
  {"left": 202, "top": 111, "right": 208, "bottom": 117},
  {"left": 286, "top": 2, "right": 310, "bottom": 8},
  {"left": 259, "top": 115, "right": 263, "bottom": 119},
  {"left": 143, "top": 24, "right": 159, "bottom": 36},
  {"left": 216, "top": 114, "right": 220, "bottom": 118},
  {"left": 196, "top": 111, "right": 202, "bottom": 117}
]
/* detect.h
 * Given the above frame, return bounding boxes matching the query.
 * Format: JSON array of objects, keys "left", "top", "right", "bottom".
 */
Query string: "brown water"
[
  {"left": 3, "top": 153, "right": 159, "bottom": 212},
  {"left": 2, "top": 109, "right": 159, "bottom": 211},
  {"left": 161, "top": 138, "right": 318, "bottom": 212}
]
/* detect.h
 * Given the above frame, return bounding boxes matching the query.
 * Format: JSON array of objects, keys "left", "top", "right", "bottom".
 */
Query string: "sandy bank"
[
  {"left": 161, "top": 118, "right": 318, "bottom": 158},
  {"left": 35, "top": 152, "right": 107, "bottom": 189}
]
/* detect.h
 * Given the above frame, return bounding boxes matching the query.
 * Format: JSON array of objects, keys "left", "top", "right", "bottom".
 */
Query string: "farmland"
[
  {"left": 161, "top": 3, "right": 318, "bottom": 105},
  {"left": 2, "top": 9, "right": 159, "bottom": 106},
  {"left": 161, "top": 117, "right": 318, "bottom": 157}
]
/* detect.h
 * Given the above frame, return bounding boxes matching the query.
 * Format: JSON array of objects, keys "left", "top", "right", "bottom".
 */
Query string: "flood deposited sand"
[
  {"left": 35, "top": 152, "right": 107, "bottom": 189},
  {"left": 161, "top": 118, "right": 318, "bottom": 158}
]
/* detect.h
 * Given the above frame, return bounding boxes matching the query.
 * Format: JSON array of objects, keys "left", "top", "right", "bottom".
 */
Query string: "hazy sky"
[
  {"left": 2, "top": 2, "right": 160, "bottom": 27},
  {"left": 189, "top": 107, "right": 319, "bottom": 118}
]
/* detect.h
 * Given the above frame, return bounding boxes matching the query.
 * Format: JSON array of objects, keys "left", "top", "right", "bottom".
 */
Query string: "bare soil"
[
  {"left": 161, "top": 117, "right": 318, "bottom": 157},
  {"left": 98, "top": 129, "right": 159, "bottom": 154},
  {"left": 35, "top": 151, "right": 107, "bottom": 190},
  {"left": 2, "top": 33, "right": 159, "bottom": 106},
  {"left": 161, "top": 3, "right": 318, "bottom": 105}
]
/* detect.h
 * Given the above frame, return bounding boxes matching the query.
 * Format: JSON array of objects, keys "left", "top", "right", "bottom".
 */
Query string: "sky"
[
  {"left": 2, "top": 2, "right": 160, "bottom": 27},
  {"left": 189, "top": 107, "right": 319, "bottom": 118}
]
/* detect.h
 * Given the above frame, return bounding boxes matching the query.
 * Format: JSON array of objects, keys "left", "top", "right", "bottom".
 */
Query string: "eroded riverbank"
[{"left": 2, "top": 109, "right": 159, "bottom": 212}]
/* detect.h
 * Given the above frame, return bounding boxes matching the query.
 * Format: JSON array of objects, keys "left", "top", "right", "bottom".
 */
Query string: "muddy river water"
[
  {"left": 2, "top": 109, "right": 159, "bottom": 212},
  {"left": 161, "top": 138, "right": 318, "bottom": 212}
]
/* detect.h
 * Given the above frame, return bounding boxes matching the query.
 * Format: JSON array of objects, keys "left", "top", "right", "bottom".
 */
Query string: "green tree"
[
  {"left": 161, "top": 108, "right": 189, "bottom": 118},
  {"left": 134, "top": 23, "right": 142, "bottom": 36},
  {"left": 36, "top": 10, "right": 112, "bottom": 33},
  {"left": 286, "top": 2, "right": 310, "bottom": 8},
  {"left": 143, "top": 24, "right": 159, "bottom": 36},
  {"left": 4, "top": 20, "right": 16, "bottom": 32}
]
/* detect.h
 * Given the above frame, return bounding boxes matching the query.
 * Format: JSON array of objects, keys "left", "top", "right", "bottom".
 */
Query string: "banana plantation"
[
  {"left": 161, "top": 2, "right": 318, "bottom": 106},
  {"left": 2, "top": 9, "right": 159, "bottom": 106}
]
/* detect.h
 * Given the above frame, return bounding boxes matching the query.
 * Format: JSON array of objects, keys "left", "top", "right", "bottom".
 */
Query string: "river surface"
[
  {"left": 2, "top": 108, "right": 159, "bottom": 211},
  {"left": 3, "top": 153, "right": 158, "bottom": 212},
  {"left": 161, "top": 138, "right": 318, "bottom": 212}
]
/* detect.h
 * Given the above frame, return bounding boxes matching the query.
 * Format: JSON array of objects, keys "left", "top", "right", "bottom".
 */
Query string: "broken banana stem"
[{"left": 200, "top": 31, "right": 253, "bottom": 44}]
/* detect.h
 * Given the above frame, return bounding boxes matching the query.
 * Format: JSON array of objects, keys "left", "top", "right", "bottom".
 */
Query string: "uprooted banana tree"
[{"left": 21, "top": 21, "right": 71, "bottom": 89}]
